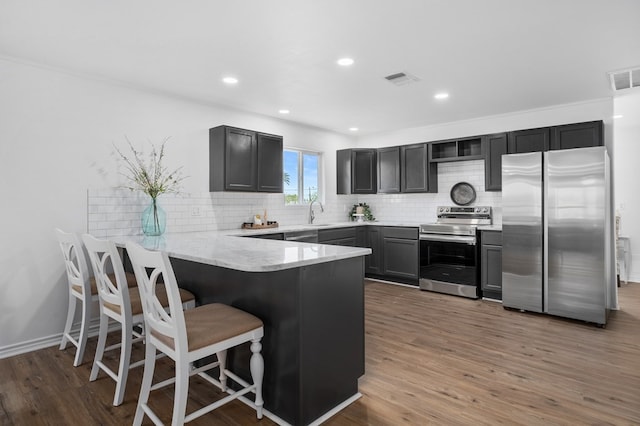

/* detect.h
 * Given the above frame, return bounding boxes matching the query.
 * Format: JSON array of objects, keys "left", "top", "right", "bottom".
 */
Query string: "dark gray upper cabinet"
[
  {"left": 336, "top": 120, "right": 603, "bottom": 195},
  {"left": 508, "top": 127, "right": 550, "bottom": 153},
  {"left": 483, "top": 133, "right": 508, "bottom": 192},
  {"left": 336, "top": 149, "right": 377, "bottom": 194},
  {"left": 209, "top": 125, "right": 283, "bottom": 192},
  {"left": 401, "top": 143, "right": 437, "bottom": 193},
  {"left": 377, "top": 146, "right": 400, "bottom": 193},
  {"left": 353, "top": 149, "right": 377, "bottom": 193},
  {"left": 550, "top": 121, "right": 603, "bottom": 151},
  {"left": 429, "top": 137, "right": 483, "bottom": 162},
  {"left": 256, "top": 132, "right": 283, "bottom": 192},
  {"left": 336, "top": 149, "right": 352, "bottom": 195}
]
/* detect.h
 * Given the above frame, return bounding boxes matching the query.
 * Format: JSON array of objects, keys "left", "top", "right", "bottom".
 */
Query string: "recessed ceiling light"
[
  {"left": 434, "top": 92, "right": 449, "bottom": 100},
  {"left": 337, "top": 58, "right": 354, "bottom": 66},
  {"left": 222, "top": 76, "right": 238, "bottom": 85},
  {"left": 349, "top": 127, "right": 359, "bottom": 132},
  {"left": 278, "top": 109, "right": 290, "bottom": 114},
  {"left": 613, "top": 114, "right": 624, "bottom": 119}
]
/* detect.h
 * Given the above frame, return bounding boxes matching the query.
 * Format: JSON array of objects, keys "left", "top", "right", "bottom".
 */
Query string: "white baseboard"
[
  {"left": 0, "top": 317, "right": 118, "bottom": 360},
  {"left": 0, "top": 333, "right": 62, "bottom": 359}
]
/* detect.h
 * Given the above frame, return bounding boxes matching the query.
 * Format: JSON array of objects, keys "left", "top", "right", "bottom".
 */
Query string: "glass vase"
[{"left": 141, "top": 198, "right": 166, "bottom": 236}]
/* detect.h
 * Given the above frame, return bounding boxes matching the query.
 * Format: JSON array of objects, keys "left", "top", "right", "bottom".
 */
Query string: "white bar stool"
[
  {"left": 82, "top": 234, "right": 196, "bottom": 406},
  {"left": 55, "top": 228, "right": 139, "bottom": 367},
  {"left": 55, "top": 228, "right": 96, "bottom": 367},
  {"left": 126, "top": 241, "right": 265, "bottom": 425}
]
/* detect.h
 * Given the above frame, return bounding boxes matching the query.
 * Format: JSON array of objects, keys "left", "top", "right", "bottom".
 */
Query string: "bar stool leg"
[
  {"left": 134, "top": 342, "right": 157, "bottom": 426},
  {"left": 113, "top": 322, "right": 133, "bottom": 406},
  {"left": 250, "top": 339, "right": 264, "bottom": 419},
  {"left": 59, "top": 292, "right": 76, "bottom": 351},
  {"left": 90, "top": 312, "right": 109, "bottom": 381},
  {"left": 172, "top": 359, "right": 190, "bottom": 426},
  {"left": 217, "top": 350, "right": 227, "bottom": 391},
  {"left": 74, "top": 296, "right": 91, "bottom": 367}
]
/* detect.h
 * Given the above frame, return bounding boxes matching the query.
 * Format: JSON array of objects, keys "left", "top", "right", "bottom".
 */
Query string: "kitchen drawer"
[
  {"left": 318, "top": 227, "right": 356, "bottom": 242},
  {"left": 482, "top": 230, "right": 502, "bottom": 246},
  {"left": 382, "top": 226, "right": 418, "bottom": 240}
]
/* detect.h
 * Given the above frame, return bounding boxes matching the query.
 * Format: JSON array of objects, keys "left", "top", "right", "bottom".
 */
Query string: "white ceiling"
[{"left": 1, "top": 0, "right": 639, "bottom": 135}]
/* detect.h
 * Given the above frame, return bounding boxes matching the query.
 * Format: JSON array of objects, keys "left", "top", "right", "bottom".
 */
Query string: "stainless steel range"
[{"left": 419, "top": 206, "right": 492, "bottom": 299}]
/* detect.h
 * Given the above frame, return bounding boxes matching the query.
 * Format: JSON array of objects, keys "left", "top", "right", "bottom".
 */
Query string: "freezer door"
[
  {"left": 545, "top": 147, "right": 607, "bottom": 324},
  {"left": 502, "top": 152, "right": 543, "bottom": 312}
]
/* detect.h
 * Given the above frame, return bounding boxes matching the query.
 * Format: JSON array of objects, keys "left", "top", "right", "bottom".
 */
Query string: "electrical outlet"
[{"left": 191, "top": 206, "right": 202, "bottom": 217}]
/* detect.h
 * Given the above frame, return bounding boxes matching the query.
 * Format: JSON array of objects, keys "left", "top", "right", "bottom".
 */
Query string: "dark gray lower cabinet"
[
  {"left": 481, "top": 230, "right": 502, "bottom": 300},
  {"left": 169, "top": 255, "right": 364, "bottom": 426},
  {"left": 364, "top": 226, "right": 418, "bottom": 285},
  {"left": 355, "top": 226, "right": 367, "bottom": 248},
  {"left": 382, "top": 227, "right": 418, "bottom": 283},
  {"left": 365, "top": 226, "right": 383, "bottom": 275},
  {"left": 318, "top": 227, "right": 356, "bottom": 246},
  {"left": 245, "top": 232, "right": 284, "bottom": 240}
]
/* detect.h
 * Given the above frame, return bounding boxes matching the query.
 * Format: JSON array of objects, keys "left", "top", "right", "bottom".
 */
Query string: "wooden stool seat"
[{"left": 151, "top": 303, "right": 263, "bottom": 352}]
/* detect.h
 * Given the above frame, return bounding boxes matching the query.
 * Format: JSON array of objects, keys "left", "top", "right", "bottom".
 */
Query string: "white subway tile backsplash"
[{"left": 87, "top": 160, "right": 502, "bottom": 236}]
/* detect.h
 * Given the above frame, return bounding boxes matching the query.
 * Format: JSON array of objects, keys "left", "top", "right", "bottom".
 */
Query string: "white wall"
[
  {"left": 0, "top": 57, "right": 355, "bottom": 355},
  {"left": 614, "top": 91, "right": 640, "bottom": 282}
]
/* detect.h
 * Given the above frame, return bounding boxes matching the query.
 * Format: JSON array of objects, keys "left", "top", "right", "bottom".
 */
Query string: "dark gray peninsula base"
[{"left": 170, "top": 255, "right": 365, "bottom": 425}]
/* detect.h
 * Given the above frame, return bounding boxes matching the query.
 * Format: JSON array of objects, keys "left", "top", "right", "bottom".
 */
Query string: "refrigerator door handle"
[{"left": 543, "top": 151, "right": 549, "bottom": 313}]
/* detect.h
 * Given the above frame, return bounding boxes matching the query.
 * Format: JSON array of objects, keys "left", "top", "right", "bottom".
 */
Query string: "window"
[{"left": 283, "top": 149, "right": 322, "bottom": 205}]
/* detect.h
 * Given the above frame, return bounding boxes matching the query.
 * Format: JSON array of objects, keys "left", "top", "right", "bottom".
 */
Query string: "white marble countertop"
[
  {"left": 227, "top": 221, "right": 423, "bottom": 238},
  {"left": 112, "top": 231, "right": 371, "bottom": 272},
  {"left": 110, "top": 221, "right": 503, "bottom": 273}
]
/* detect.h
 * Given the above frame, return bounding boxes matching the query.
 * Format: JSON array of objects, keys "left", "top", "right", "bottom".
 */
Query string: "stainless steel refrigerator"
[{"left": 502, "top": 146, "right": 612, "bottom": 325}]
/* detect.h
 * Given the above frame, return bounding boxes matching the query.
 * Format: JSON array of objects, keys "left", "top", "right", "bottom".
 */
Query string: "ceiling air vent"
[
  {"left": 384, "top": 71, "right": 420, "bottom": 86},
  {"left": 608, "top": 67, "right": 640, "bottom": 91}
]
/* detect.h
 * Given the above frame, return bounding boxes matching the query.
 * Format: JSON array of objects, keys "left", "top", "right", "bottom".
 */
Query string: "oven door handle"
[{"left": 419, "top": 234, "right": 476, "bottom": 245}]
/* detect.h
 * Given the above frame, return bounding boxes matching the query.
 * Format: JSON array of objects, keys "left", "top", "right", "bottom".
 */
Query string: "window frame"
[{"left": 283, "top": 148, "right": 323, "bottom": 206}]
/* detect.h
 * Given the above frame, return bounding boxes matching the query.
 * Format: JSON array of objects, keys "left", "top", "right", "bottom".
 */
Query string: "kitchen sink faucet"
[{"left": 308, "top": 199, "right": 324, "bottom": 224}]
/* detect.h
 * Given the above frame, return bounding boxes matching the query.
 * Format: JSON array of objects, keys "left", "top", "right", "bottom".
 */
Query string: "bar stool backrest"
[
  {"left": 82, "top": 234, "right": 132, "bottom": 320},
  {"left": 126, "top": 242, "right": 188, "bottom": 357},
  {"left": 55, "top": 228, "right": 91, "bottom": 300}
]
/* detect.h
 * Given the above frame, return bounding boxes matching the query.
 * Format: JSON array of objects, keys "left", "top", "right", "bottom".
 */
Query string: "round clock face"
[{"left": 450, "top": 182, "right": 476, "bottom": 206}]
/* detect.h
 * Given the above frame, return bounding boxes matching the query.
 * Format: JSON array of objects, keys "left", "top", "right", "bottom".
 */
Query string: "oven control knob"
[
  {"left": 475, "top": 207, "right": 480, "bottom": 213},
  {"left": 445, "top": 207, "right": 450, "bottom": 213},
  {"left": 439, "top": 207, "right": 444, "bottom": 213},
  {"left": 482, "top": 207, "right": 488, "bottom": 213}
]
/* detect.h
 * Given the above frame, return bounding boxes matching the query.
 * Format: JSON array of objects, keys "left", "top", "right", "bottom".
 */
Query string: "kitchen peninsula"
[{"left": 112, "top": 231, "right": 371, "bottom": 426}]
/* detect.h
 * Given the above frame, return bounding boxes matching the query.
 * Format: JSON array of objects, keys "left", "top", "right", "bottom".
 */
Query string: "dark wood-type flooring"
[{"left": 2, "top": 281, "right": 639, "bottom": 425}]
